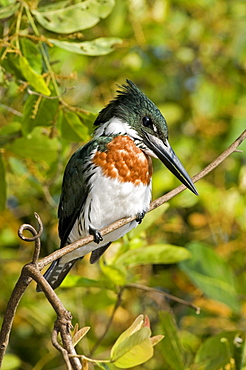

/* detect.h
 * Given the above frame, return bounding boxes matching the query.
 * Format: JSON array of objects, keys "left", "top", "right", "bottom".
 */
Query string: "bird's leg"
[
  {"left": 89, "top": 226, "right": 103, "bottom": 244},
  {"left": 136, "top": 211, "right": 146, "bottom": 224}
]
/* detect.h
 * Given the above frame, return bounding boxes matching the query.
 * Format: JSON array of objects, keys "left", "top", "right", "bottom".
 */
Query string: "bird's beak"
[{"left": 142, "top": 131, "right": 198, "bottom": 195}]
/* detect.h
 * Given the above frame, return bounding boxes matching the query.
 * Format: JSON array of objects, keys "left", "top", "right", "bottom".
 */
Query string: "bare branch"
[
  {"left": 0, "top": 215, "right": 44, "bottom": 367},
  {"left": 91, "top": 282, "right": 200, "bottom": 354},
  {"left": 18, "top": 212, "right": 43, "bottom": 263},
  {"left": 0, "top": 270, "right": 32, "bottom": 367},
  {"left": 52, "top": 329, "right": 73, "bottom": 370},
  {"left": 0, "top": 129, "right": 245, "bottom": 368},
  {"left": 37, "top": 129, "right": 246, "bottom": 271},
  {"left": 125, "top": 283, "right": 201, "bottom": 314},
  {"left": 0, "top": 219, "right": 82, "bottom": 370}
]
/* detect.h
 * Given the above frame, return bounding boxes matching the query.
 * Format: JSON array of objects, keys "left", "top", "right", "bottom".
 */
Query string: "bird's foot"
[
  {"left": 136, "top": 211, "right": 146, "bottom": 224},
  {"left": 89, "top": 226, "right": 103, "bottom": 244}
]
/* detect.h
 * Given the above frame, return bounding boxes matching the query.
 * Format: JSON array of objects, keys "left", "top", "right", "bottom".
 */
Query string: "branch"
[
  {"left": 91, "top": 282, "right": 201, "bottom": 354},
  {"left": 0, "top": 129, "right": 245, "bottom": 368},
  {"left": 37, "top": 129, "right": 246, "bottom": 271},
  {"left": 0, "top": 218, "right": 82, "bottom": 370}
]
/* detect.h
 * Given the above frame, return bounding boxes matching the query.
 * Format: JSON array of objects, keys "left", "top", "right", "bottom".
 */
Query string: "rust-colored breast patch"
[{"left": 93, "top": 136, "right": 152, "bottom": 185}]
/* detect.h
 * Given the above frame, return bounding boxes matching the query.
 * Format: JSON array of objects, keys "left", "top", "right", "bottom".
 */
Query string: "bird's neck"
[
  {"left": 93, "top": 116, "right": 157, "bottom": 159},
  {"left": 94, "top": 117, "right": 139, "bottom": 139}
]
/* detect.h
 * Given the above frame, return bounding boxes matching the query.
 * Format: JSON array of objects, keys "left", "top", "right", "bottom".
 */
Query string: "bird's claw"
[
  {"left": 89, "top": 226, "right": 103, "bottom": 244},
  {"left": 136, "top": 211, "right": 146, "bottom": 224}
]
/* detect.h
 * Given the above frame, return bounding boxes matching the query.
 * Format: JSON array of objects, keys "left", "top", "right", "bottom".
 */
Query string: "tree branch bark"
[
  {"left": 0, "top": 129, "right": 245, "bottom": 369},
  {"left": 37, "top": 129, "right": 246, "bottom": 271}
]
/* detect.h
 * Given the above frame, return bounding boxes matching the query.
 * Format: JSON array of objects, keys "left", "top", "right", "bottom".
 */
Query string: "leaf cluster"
[{"left": 0, "top": 0, "right": 246, "bottom": 369}]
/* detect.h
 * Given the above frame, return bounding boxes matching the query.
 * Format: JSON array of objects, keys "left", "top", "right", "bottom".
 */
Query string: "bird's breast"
[{"left": 93, "top": 135, "right": 153, "bottom": 185}]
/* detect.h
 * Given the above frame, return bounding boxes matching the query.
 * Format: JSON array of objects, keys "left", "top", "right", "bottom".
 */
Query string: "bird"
[{"left": 37, "top": 80, "right": 198, "bottom": 291}]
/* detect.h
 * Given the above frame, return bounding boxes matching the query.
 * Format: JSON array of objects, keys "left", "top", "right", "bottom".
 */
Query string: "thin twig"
[
  {"left": 0, "top": 129, "right": 245, "bottom": 368},
  {"left": 0, "top": 103, "right": 23, "bottom": 117},
  {"left": 125, "top": 283, "right": 201, "bottom": 314},
  {"left": 18, "top": 212, "right": 43, "bottom": 263},
  {"left": 91, "top": 282, "right": 200, "bottom": 354},
  {"left": 91, "top": 287, "right": 124, "bottom": 354},
  {"left": 27, "top": 86, "right": 74, "bottom": 99}
]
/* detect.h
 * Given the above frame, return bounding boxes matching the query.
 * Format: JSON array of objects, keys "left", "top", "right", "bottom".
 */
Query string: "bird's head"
[{"left": 94, "top": 80, "right": 198, "bottom": 195}]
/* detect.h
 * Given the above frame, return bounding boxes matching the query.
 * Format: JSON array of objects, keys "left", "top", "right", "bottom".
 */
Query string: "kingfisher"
[{"left": 38, "top": 80, "right": 198, "bottom": 291}]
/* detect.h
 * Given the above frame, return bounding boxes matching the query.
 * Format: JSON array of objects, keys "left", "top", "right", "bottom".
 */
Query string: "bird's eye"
[
  {"left": 142, "top": 116, "right": 158, "bottom": 133},
  {"left": 142, "top": 116, "right": 153, "bottom": 128}
]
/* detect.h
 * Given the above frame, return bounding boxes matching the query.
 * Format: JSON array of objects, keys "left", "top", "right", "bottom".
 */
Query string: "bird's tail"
[{"left": 36, "top": 258, "right": 80, "bottom": 292}]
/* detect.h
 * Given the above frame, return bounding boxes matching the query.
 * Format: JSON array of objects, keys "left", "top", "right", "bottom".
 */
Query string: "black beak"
[{"left": 142, "top": 131, "right": 198, "bottom": 195}]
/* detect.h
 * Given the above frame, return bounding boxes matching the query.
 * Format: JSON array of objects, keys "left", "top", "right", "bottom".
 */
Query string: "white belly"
[{"left": 62, "top": 167, "right": 151, "bottom": 263}]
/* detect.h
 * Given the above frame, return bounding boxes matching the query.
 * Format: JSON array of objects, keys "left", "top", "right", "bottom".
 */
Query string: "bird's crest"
[{"left": 94, "top": 80, "right": 155, "bottom": 127}]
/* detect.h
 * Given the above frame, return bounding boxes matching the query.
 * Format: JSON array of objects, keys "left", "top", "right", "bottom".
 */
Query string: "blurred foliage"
[{"left": 0, "top": 0, "right": 246, "bottom": 369}]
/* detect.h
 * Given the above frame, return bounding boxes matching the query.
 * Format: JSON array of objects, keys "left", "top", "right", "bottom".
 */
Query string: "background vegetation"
[{"left": 0, "top": 0, "right": 245, "bottom": 369}]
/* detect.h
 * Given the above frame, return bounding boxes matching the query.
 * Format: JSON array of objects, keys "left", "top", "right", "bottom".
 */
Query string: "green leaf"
[
  {"left": 22, "top": 92, "right": 59, "bottom": 135},
  {"left": 100, "top": 260, "right": 127, "bottom": 286},
  {"left": 111, "top": 327, "right": 153, "bottom": 368},
  {"left": 94, "top": 363, "right": 110, "bottom": 370},
  {"left": 61, "top": 275, "right": 115, "bottom": 291},
  {"left": 1, "top": 53, "right": 24, "bottom": 80},
  {"left": 1, "top": 353, "right": 21, "bottom": 370},
  {"left": 112, "top": 315, "right": 145, "bottom": 350},
  {"left": 194, "top": 331, "right": 245, "bottom": 370},
  {"left": 180, "top": 242, "right": 240, "bottom": 312},
  {"left": 5, "top": 127, "right": 58, "bottom": 164},
  {"left": 59, "top": 110, "right": 90, "bottom": 142},
  {"left": 49, "top": 37, "right": 122, "bottom": 56},
  {"left": 0, "top": 2, "right": 20, "bottom": 19},
  {"left": 159, "top": 312, "right": 185, "bottom": 370},
  {"left": 115, "top": 244, "right": 191, "bottom": 267},
  {"left": 19, "top": 56, "right": 50, "bottom": 95},
  {"left": 20, "top": 38, "right": 43, "bottom": 74},
  {"left": 32, "top": 0, "right": 115, "bottom": 34},
  {"left": 72, "top": 325, "right": 90, "bottom": 346},
  {"left": 0, "top": 121, "right": 21, "bottom": 147},
  {"left": 0, "top": 153, "right": 7, "bottom": 211}
]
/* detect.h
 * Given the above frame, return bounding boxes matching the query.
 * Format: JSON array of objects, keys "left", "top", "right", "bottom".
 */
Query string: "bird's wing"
[{"left": 58, "top": 139, "right": 99, "bottom": 248}]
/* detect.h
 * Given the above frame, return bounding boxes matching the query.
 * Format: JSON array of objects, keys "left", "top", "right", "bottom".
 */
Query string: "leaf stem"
[{"left": 15, "top": 2, "right": 24, "bottom": 51}]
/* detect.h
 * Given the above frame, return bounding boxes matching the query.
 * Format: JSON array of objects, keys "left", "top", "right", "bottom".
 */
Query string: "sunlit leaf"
[
  {"left": 61, "top": 275, "right": 115, "bottom": 291},
  {"left": 94, "top": 362, "right": 110, "bottom": 370},
  {"left": 1, "top": 353, "right": 21, "bottom": 370},
  {"left": 180, "top": 242, "right": 240, "bottom": 312},
  {"left": 19, "top": 56, "right": 50, "bottom": 95},
  {"left": 112, "top": 315, "right": 145, "bottom": 350},
  {"left": 111, "top": 315, "right": 163, "bottom": 368},
  {"left": 160, "top": 312, "right": 185, "bottom": 370},
  {"left": 20, "top": 38, "right": 43, "bottom": 74},
  {"left": 32, "top": 0, "right": 115, "bottom": 33},
  {"left": 72, "top": 325, "right": 90, "bottom": 346},
  {"left": 49, "top": 37, "right": 122, "bottom": 56},
  {"left": 150, "top": 335, "right": 165, "bottom": 347},
  {"left": 115, "top": 244, "right": 191, "bottom": 267},
  {"left": 111, "top": 327, "right": 153, "bottom": 368}
]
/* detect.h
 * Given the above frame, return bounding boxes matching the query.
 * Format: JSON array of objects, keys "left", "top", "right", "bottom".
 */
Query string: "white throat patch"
[{"left": 94, "top": 117, "right": 140, "bottom": 139}]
